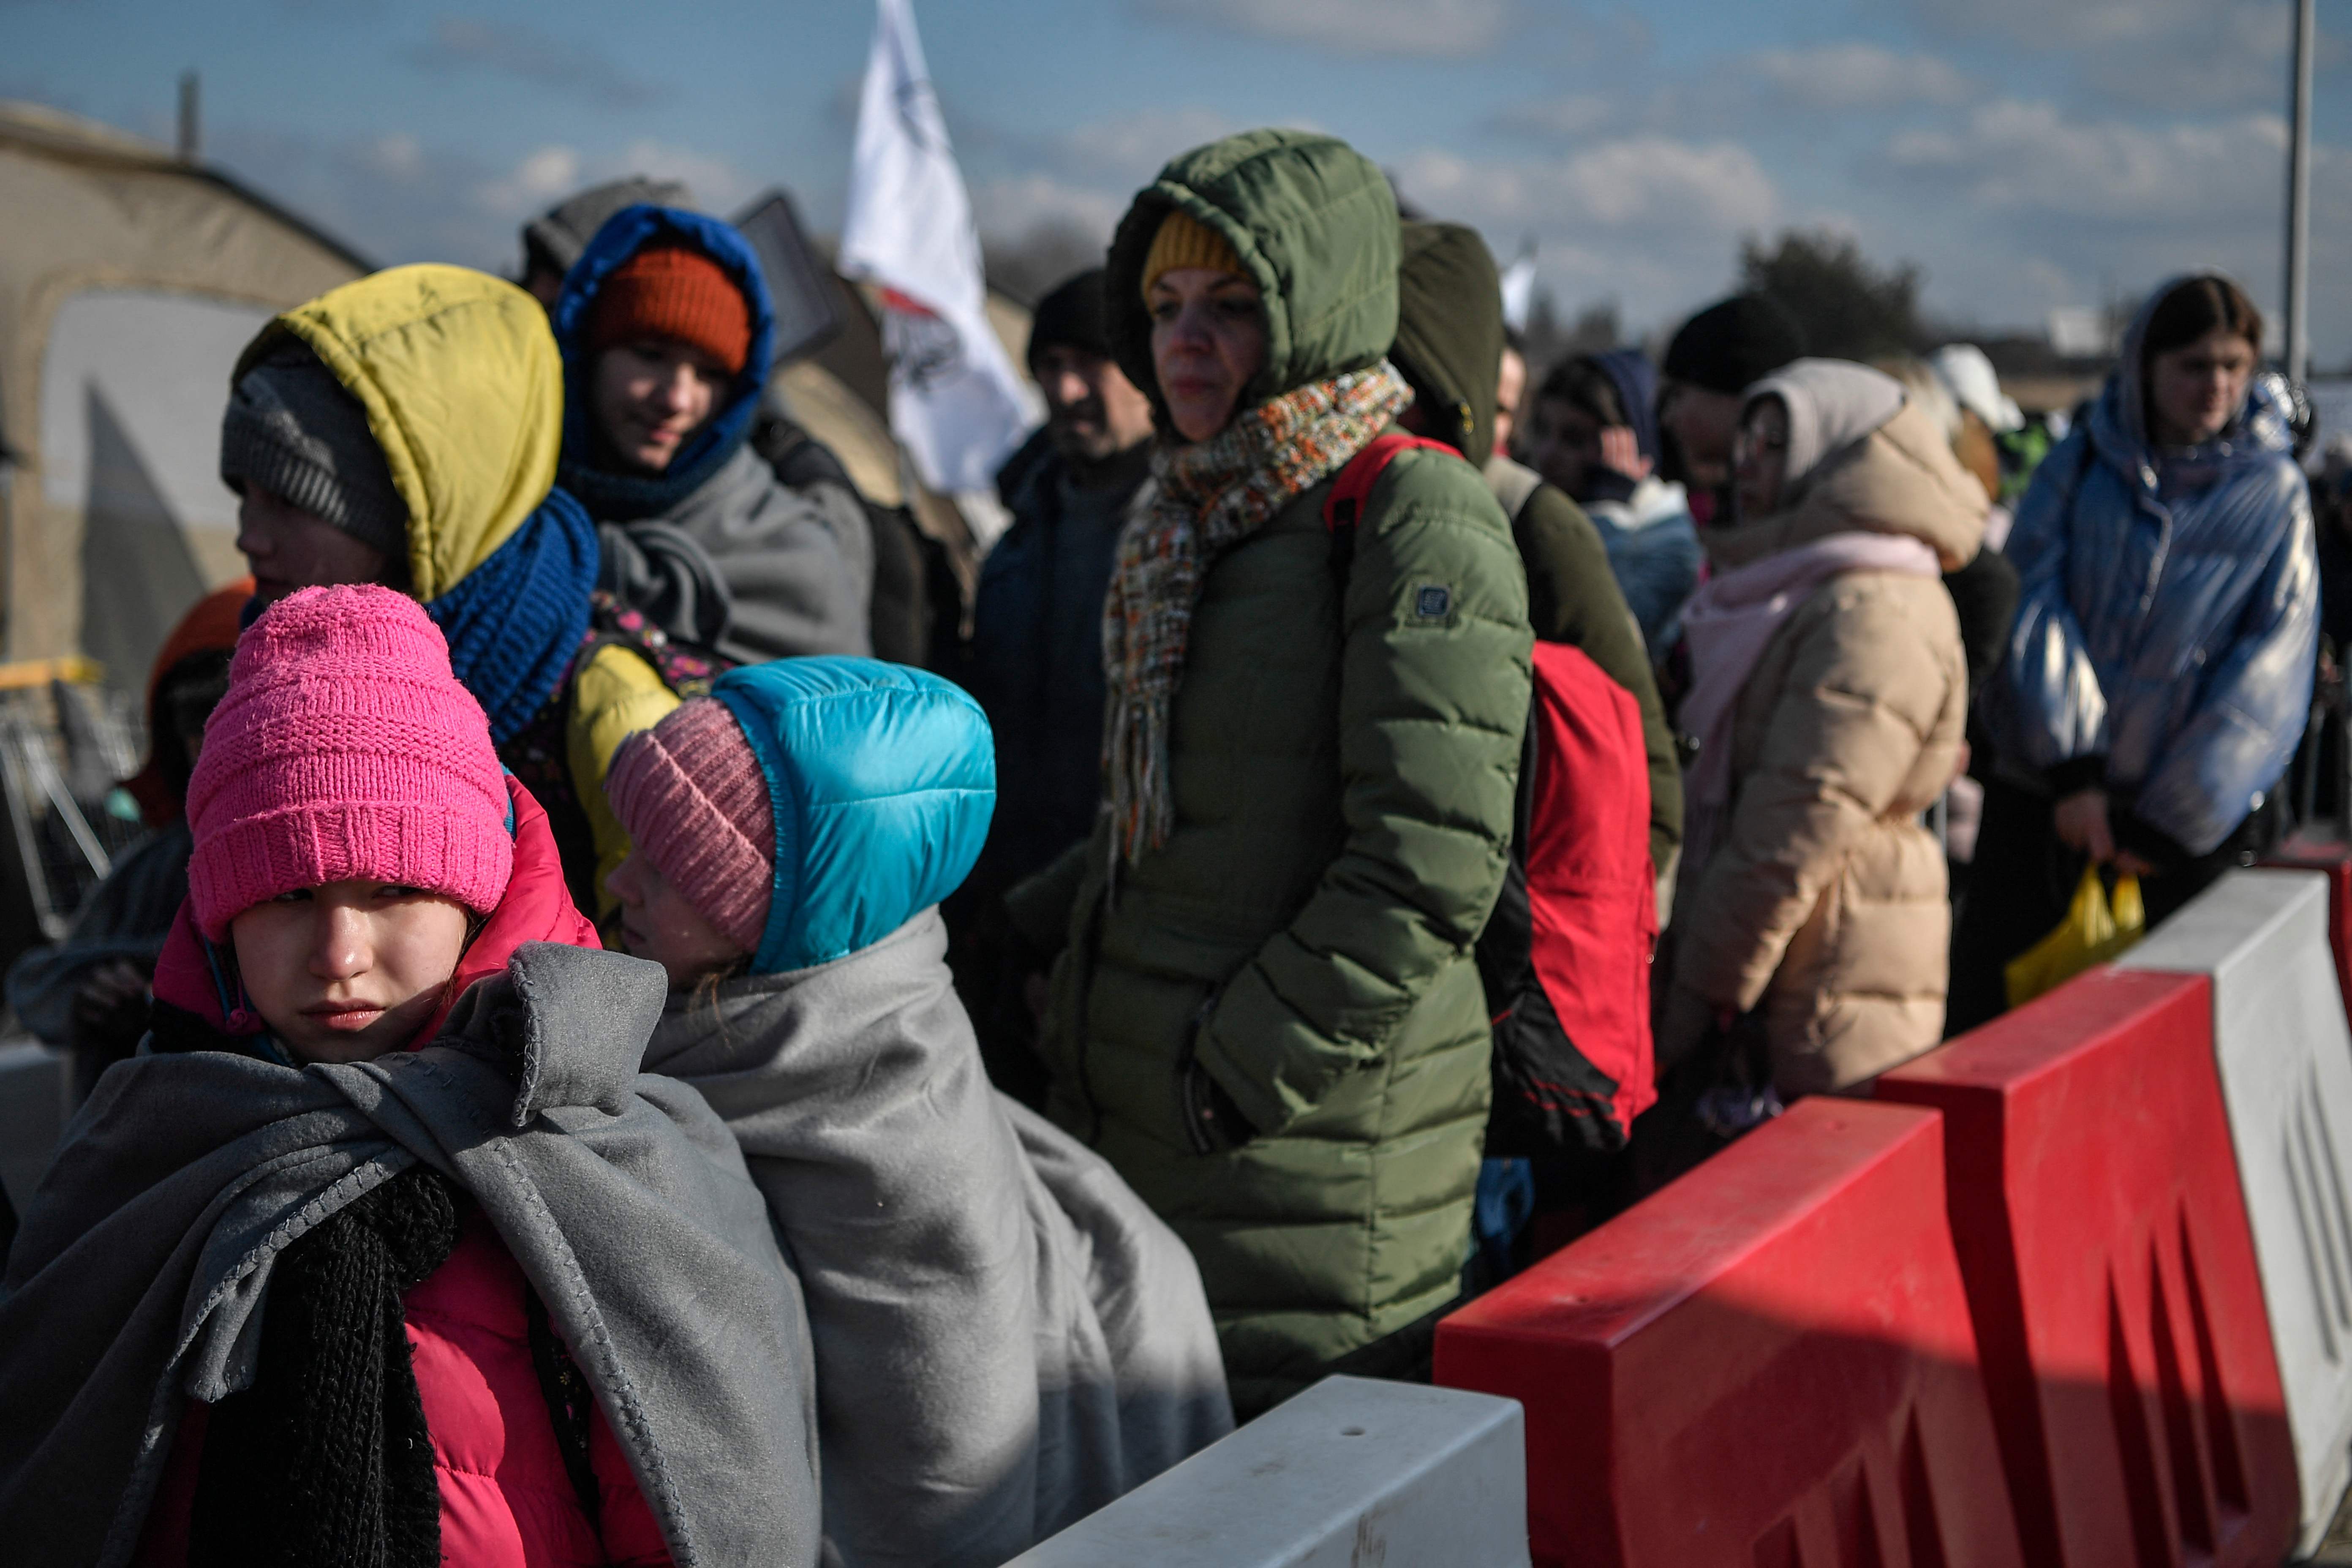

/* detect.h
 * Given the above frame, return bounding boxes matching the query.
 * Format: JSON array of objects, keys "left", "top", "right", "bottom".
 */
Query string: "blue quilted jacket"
[{"left": 1987, "top": 275, "right": 2317, "bottom": 858}]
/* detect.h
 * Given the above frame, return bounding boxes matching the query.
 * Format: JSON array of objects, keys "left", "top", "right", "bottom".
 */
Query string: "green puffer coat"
[{"left": 1016, "top": 131, "right": 1533, "bottom": 1413}]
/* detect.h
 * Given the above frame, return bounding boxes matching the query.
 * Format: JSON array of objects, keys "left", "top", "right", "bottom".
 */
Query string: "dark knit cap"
[
  {"left": 1661, "top": 294, "right": 1809, "bottom": 397},
  {"left": 218, "top": 347, "right": 406, "bottom": 560},
  {"left": 1026, "top": 268, "right": 1111, "bottom": 369},
  {"left": 522, "top": 176, "right": 693, "bottom": 279}
]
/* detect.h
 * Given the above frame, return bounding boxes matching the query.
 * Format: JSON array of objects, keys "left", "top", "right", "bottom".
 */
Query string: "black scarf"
[{"left": 187, "top": 1165, "right": 458, "bottom": 1568}]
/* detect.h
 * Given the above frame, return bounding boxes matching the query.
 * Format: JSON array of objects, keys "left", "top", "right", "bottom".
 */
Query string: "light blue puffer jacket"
[
  {"left": 709, "top": 657, "right": 995, "bottom": 970},
  {"left": 1987, "top": 275, "right": 2317, "bottom": 857}
]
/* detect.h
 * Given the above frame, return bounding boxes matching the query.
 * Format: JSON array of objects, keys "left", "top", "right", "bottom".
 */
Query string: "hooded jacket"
[
  {"left": 226, "top": 266, "right": 663, "bottom": 916},
  {"left": 553, "top": 205, "right": 873, "bottom": 670},
  {"left": 640, "top": 659, "right": 1229, "bottom": 1568},
  {"left": 0, "top": 779, "right": 823, "bottom": 1568},
  {"left": 1019, "top": 133, "right": 1531, "bottom": 1413},
  {"left": 1663, "top": 389, "right": 1984, "bottom": 1095},
  {"left": 1987, "top": 274, "right": 2317, "bottom": 861},
  {"left": 1578, "top": 350, "right": 1702, "bottom": 656},
  {"left": 1388, "top": 221, "right": 1682, "bottom": 874}
]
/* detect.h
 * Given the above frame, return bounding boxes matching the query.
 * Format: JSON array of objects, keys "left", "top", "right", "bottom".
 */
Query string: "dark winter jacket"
[
  {"left": 554, "top": 205, "right": 872, "bottom": 667},
  {"left": 966, "top": 440, "right": 1154, "bottom": 900},
  {"left": 1018, "top": 133, "right": 1532, "bottom": 1412},
  {"left": 1987, "top": 274, "right": 2317, "bottom": 862},
  {"left": 1387, "top": 221, "right": 1682, "bottom": 874}
]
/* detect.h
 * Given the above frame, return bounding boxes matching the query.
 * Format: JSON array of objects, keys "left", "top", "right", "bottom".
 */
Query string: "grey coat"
[
  {"left": 632, "top": 444, "right": 876, "bottom": 665},
  {"left": 644, "top": 909, "right": 1231, "bottom": 1568},
  {"left": 0, "top": 943, "right": 822, "bottom": 1568}
]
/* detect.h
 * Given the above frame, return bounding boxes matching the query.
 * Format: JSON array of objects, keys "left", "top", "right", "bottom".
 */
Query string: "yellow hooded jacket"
[{"left": 234, "top": 265, "right": 677, "bottom": 909}]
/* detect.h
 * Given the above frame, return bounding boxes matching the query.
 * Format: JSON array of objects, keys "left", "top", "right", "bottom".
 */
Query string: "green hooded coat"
[
  {"left": 1389, "top": 222, "right": 1683, "bottom": 876},
  {"left": 1013, "top": 132, "right": 1532, "bottom": 1412}
]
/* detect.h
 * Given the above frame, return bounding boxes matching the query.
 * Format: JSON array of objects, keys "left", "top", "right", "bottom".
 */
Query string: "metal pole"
[
  {"left": 177, "top": 71, "right": 199, "bottom": 163},
  {"left": 2286, "top": 0, "right": 2314, "bottom": 383}
]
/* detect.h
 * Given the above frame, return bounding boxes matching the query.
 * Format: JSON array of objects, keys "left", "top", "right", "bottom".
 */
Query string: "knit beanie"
[
  {"left": 523, "top": 176, "right": 693, "bottom": 279},
  {"left": 185, "top": 584, "right": 514, "bottom": 940},
  {"left": 219, "top": 347, "right": 408, "bottom": 560},
  {"left": 584, "top": 245, "right": 753, "bottom": 374},
  {"left": 604, "top": 698, "right": 773, "bottom": 953},
  {"left": 1662, "top": 294, "right": 1810, "bottom": 397},
  {"left": 1027, "top": 267, "right": 1111, "bottom": 369},
  {"left": 1140, "top": 210, "right": 1244, "bottom": 298}
]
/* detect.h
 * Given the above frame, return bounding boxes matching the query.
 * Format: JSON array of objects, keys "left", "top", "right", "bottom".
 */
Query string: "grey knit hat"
[
  {"left": 521, "top": 176, "right": 694, "bottom": 280},
  {"left": 218, "top": 348, "right": 407, "bottom": 559}
]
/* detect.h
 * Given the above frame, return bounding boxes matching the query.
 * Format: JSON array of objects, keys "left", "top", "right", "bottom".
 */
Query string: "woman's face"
[
  {"left": 2147, "top": 328, "right": 2257, "bottom": 447},
  {"left": 230, "top": 880, "right": 470, "bottom": 1063},
  {"left": 1147, "top": 268, "right": 1266, "bottom": 444},
  {"left": 1734, "top": 396, "right": 1791, "bottom": 521},
  {"left": 605, "top": 849, "right": 748, "bottom": 989}
]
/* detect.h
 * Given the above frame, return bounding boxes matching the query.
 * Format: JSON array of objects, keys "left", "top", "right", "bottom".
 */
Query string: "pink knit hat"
[
  {"left": 604, "top": 698, "right": 773, "bottom": 953},
  {"left": 185, "top": 584, "right": 513, "bottom": 940}
]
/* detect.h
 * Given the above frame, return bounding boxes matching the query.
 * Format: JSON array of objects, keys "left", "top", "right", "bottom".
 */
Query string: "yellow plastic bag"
[{"left": 2004, "top": 867, "right": 2146, "bottom": 1009}]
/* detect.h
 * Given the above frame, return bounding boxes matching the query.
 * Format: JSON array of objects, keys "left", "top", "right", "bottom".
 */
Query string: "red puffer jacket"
[{"left": 133, "top": 778, "right": 672, "bottom": 1568}]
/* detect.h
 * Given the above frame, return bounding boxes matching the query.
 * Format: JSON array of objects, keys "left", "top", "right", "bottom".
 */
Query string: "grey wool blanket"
[
  {"left": 645, "top": 909, "right": 1232, "bottom": 1568},
  {"left": 0, "top": 942, "right": 822, "bottom": 1568}
]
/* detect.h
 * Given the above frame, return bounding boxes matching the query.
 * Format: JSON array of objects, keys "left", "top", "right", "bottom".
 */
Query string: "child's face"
[
  {"left": 605, "top": 850, "right": 747, "bottom": 990},
  {"left": 230, "top": 880, "right": 471, "bottom": 1063}
]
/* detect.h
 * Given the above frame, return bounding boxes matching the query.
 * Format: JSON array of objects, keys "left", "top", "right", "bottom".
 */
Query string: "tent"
[{"left": 0, "top": 99, "right": 367, "bottom": 692}]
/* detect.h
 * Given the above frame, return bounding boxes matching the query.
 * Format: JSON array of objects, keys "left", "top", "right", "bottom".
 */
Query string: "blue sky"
[{"left": 9, "top": 0, "right": 2349, "bottom": 363}]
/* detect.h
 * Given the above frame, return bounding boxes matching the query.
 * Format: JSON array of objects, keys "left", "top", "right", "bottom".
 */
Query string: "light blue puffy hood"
[
  {"left": 1987, "top": 274, "right": 2316, "bottom": 856},
  {"left": 713, "top": 658, "right": 995, "bottom": 974}
]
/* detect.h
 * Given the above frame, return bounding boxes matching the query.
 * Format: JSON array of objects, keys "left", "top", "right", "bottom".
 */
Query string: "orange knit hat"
[{"left": 585, "top": 245, "right": 753, "bottom": 374}]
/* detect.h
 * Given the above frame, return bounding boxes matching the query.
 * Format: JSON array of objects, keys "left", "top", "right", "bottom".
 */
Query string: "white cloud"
[
  {"left": 472, "top": 143, "right": 583, "bottom": 215},
  {"left": 1141, "top": 0, "right": 1514, "bottom": 59},
  {"left": 969, "top": 173, "right": 1129, "bottom": 242},
  {"left": 1747, "top": 43, "right": 1976, "bottom": 110},
  {"left": 1396, "top": 136, "right": 1778, "bottom": 235},
  {"left": 1492, "top": 95, "right": 1614, "bottom": 140},
  {"left": 1048, "top": 106, "right": 1244, "bottom": 183},
  {"left": 1887, "top": 101, "right": 2293, "bottom": 221}
]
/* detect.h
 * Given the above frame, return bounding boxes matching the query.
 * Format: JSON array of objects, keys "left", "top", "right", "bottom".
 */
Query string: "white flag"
[
  {"left": 1499, "top": 240, "right": 1538, "bottom": 335},
  {"left": 839, "top": 0, "right": 1036, "bottom": 503}
]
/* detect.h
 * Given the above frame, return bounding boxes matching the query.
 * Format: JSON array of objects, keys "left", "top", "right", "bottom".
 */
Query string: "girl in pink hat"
[{"left": 0, "top": 585, "right": 821, "bottom": 1568}]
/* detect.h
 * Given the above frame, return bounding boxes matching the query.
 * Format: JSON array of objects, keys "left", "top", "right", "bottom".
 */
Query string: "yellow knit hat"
[{"left": 1140, "top": 210, "right": 1245, "bottom": 298}]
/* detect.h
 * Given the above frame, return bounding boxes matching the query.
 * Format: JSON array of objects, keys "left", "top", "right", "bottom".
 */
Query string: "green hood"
[
  {"left": 1105, "top": 130, "right": 1399, "bottom": 422},
  {"left": 1390, "top": 222, "right": 1502, "bottom": 464}
]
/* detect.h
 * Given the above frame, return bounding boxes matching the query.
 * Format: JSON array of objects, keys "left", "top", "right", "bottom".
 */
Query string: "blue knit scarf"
[{"left": 425, "top": 488, "right": 599, "bottom": 745}]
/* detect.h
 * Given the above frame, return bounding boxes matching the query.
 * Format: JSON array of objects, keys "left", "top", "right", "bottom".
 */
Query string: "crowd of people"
[{"left": 0, "top": 123, "right": 2328, "bottom": 1566}]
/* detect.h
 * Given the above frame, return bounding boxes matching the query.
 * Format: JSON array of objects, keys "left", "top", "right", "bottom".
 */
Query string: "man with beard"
[{"left": 952, "top": 268, "right": 1157, "bottom": 1104}]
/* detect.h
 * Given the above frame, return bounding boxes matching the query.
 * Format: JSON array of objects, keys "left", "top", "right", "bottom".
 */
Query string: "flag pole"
[{"left": 2285, "top": 0, "right": 2314, "bottom": 382}]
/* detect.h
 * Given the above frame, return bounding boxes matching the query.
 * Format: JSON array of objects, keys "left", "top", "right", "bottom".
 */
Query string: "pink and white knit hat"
[
  {"left": 185, "top": 584, "right": 513, "bottom": 939},
  {"left": 604, "top": 698, "right": 774, "bottom": 953}
]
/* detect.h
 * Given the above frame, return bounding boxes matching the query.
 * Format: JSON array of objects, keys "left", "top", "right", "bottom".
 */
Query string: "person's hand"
[
  {"left": 2053, "top": 788, "right": 2115, "bottom": 863},
  {"left": 2114, "top": 851, "right": 2157, "bottom": 879},
  {"left": 69, "top": 958, "right": 152, "bottom": 1054}
]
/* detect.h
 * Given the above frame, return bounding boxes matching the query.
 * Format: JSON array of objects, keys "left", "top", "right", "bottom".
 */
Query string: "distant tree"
[
  {"left": 982, "top": 220, "right": 1108, "bottom": 308},
  {"left": 1738, "top": 229, "right": 1928, "bottom": 362}
]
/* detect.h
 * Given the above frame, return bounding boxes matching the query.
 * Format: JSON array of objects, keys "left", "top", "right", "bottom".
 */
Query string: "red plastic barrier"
[
  {"left": 2263, "top": 835, "right": 2352, "bottom": 1013},
  {"left": 1436, "top": 1098, "right": 2021, "bottom": 1567},
  {"left": 1878, "top": 968, "right": 2296, "bottom": 1568}
]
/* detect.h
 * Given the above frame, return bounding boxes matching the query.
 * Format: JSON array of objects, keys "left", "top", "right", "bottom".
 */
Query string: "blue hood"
[
  {"left": 2087, "top": 271, "right": 2297, "bottom": 495},
  {"left": 1592, "top": 349, "right": 1660, "bottom": 466},
  {"left": 714, "top": 658, "right": 995, "bottom": 974},
  {"left": 552, "top": 204, "right": 778, "bottom": 521}
]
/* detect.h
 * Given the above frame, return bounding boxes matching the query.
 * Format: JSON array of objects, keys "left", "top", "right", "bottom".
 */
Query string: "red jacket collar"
[{"left": 150, "top": 776, "right": 603, "bottom": 1048}]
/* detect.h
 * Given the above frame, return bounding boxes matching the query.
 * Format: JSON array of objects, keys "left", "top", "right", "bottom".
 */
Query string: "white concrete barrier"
[
  {"left": 2121, "top": 868, "right": 2352, "bottom": 1554},
  {"left": 0, "top": 1038, "right": 66, "bottom": 1217},
  {"left": 1002, "top": 1375, "right": 1528, "bottom": 1568}
]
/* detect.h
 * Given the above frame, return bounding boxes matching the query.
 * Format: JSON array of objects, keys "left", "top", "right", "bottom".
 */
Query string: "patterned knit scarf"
[{"left": 1101, "top": 360, "right": 1412, "bottom": 869}]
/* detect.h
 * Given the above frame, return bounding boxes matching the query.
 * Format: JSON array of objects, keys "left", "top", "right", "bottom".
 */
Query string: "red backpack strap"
[{"left": 1322, "top": 432, "right": 1458, "bottom": 534}]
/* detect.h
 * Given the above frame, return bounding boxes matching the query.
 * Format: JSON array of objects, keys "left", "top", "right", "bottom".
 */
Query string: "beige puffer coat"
[{"left": 1662, "top": 399, "right": 1985, "bottom": 1095}]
